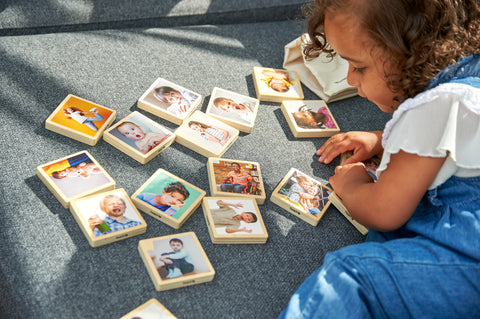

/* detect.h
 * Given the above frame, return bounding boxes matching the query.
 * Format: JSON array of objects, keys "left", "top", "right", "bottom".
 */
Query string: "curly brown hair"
[{"left": 302, "top": 0, "right": 480, "bottom": 100}]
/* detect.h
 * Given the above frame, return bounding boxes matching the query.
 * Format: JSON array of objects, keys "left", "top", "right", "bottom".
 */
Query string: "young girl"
[
  {"left": 62, "top": 107, "right": 104, "bottom": 131},
  {"left": 281, "top": 0, "right": 480, "bottom": 318},
  {"left": 188, "top": 120, "right": 230, "bottom": 145}
]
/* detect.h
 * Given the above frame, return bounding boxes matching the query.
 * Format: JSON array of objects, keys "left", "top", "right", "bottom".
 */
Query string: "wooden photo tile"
[
  {"left": 340, "top": 151, "right": 381, "bottom": 181},
  {"left": 137, "top": 78, "right": 202, "bottom": 125},
  {"left": 206, "top": 157, "right": 266, "bottom": 204},
  {"left": 36, "top": 150, "right": 115, "bottom": 208},
  {"left": 69, "top": 188, "right": 147, "bottom": 247},
  {"left": 205, "top": 87, "right": 259, "bottom": 133},
  {"left": 131, "top": 169, "right": 206, "bottom": 229},
  {"left": 253, "top": 67, "right": 304, "bottom": 103},
  {"left": 202, "top": 197, "right": 268, "bottom": 244},
  {"left": 138, "top": 232, "right": 215, "bottom": 291},
  {"left": 281, "top": 100, "right": 340, "bottom": 138},
  {"left": 45, "top": 94, "right": 116, "bottom": 146},
  {"left": 120, "top": 298, "right": 177, "bottom": 319},
  {"left": 270, "top": 168, "right": 332, "bottom": 226},
  {"left": 328, "top": 192, "right": 369, "bottom": 235},
  {"left": 103, "top": 111, "right": 175, "bottom": 164},
  {"left": 174, "top": 110, "right": 239, "bottom": 158}
]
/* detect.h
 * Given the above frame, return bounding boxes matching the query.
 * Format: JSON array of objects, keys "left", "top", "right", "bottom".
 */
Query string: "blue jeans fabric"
[
  {"left": 220, "top": 183, "right": 246, "bottom": 193},
  {"left": 280, "top": 176, "right": 480, "bottom": 318},
  {"left": 83, "top": 113, "right": 104, "bottom": 131}
]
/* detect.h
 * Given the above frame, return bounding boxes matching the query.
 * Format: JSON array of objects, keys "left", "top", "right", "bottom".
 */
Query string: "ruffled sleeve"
[{"left": 377, "top": 83, "right": 480, "bottom": 189}]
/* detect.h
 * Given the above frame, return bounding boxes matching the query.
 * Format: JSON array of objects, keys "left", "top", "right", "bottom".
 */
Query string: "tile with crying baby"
[{"left": 69, "top": 188, "right": 147, "bottom": 247}]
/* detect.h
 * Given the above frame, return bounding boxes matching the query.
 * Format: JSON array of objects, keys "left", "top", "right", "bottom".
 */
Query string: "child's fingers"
[{"left": 317, "top": 135, "right": 348, "bottom": 163}]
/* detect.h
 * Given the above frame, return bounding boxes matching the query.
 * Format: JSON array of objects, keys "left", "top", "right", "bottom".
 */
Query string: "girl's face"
[
  {"left": 65, "top": 167, "right": 80, "bottom": 177},
  {"left": 324, "top": 12, "right": 401, "bottom": 112},
  {"left": 189, "top": 123, "right": 204, "bottom": 132},
  {"left": 163, "top": 90, "right": 183, "bottom": 104},
  {"left": 270, "top": 78, "right": 289, "bottom": 92},
  {"left": 118, "top": 122, "right": 145, "bottom": 140}
]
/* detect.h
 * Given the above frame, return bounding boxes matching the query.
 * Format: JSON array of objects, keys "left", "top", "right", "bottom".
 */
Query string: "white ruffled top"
[{"left": 377, "top": 82, "right": 480, "bottom": 189}]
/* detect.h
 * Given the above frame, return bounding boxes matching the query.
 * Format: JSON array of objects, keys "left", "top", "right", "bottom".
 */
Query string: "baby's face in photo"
[
  {"left": 102, "top": 196, "right": 126, "bottom": 217},
  {"left": 163, "top": 90, "right": 183, "bottom": 104},
  {"left": 161, "top": 191, "right": 186, "bottom": 207},
  {"left": 189, "top": 123, "right": 204, "bottom": 132},
  {"left": 170, "top": 241, "right": 183, "bottom": 251},
  {"left": 66, "top": 167, "right": 80, "bottom": 177},
  {"left": 118, "top": 122, "right": 145, "bottom": 140},
  {"left": 217, "top": 98, "right": 241, "bottom": 112},
  {"left": 270, "top": 78, "right": 289, "bottom": 92},
  {"left": 293, "top": 108, "right": 316, "bottom": 126}
]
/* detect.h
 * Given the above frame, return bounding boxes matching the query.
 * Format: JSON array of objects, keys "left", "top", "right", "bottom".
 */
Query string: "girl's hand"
[
  {"left": 329, "top": 163, "right": 373, "bottom": 199},
  {"left": 316, "top": 131, "right": 383, "bottom": 164}
]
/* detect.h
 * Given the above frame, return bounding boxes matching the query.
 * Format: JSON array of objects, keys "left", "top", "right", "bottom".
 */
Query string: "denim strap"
[{"left": 427, "top": 53, "right": 480, "bottom": 89}]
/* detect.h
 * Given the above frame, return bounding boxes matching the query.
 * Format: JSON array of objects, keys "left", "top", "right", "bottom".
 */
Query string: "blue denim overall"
[{"left": 280, "top": 55, "right": 480, "bottom": 318}]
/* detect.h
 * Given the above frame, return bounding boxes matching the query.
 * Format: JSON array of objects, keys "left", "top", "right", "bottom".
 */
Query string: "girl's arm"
[
  {"left": 203, "top": 128, "right": 229, "bottom": 145},
  {"left": 317, "top": 131, "right": 384, "bottom": 164},
  {"left": 218, "top": 128, "right": 229, "bottom": 145},
  {"left": 201, "top": 132, "right": 221, "bottom": 144},
  {"left": 226, "top": 227, "right": 252, "bottom": 233},
  {"left": 330, "top": 150, "right": 446, "bottom": 231}
]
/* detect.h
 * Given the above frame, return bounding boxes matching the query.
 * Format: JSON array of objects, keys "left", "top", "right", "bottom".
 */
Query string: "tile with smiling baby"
[
  {"left": 205, "top": 87, "right": 259, "bottom": 133},
  {"left": 202, "top": 197, "right": 268, "bottom": 244},
  {"left": 120, "top": 298, "right": 177, "bottom": 319},
  {"left": 103, "top": 111, "right": 175, "bottom": 164},
  {"left": 252, "top": 67, "right": 304, "bottom": 103},
  {"left": 174, "top": 110, "right": 239, "bottom": 158},
  {"left": 131, "top": 169, "right": 206, "bottom": 229},
  {"left": 138, "top": 232, "right": 215, "bottom": 291},
  {"left": 69, "top": 188, "right": 147, "bottom": 247},
  {"left": 281, "top": 100, "right": 340, "bottom": 138},
  {"left": 271, "top": 168, "right": 333, "bottom": 226},
  {"left": 206, "top": 157, "right": 266, "bottom": 204},
  {"left": 45, "top": 94, "right": 116, "bottom": 146},
  {"left": 327, "top": 151, "right": 380, "bottom": 235},
  {"left": 137, "top": 77, "right": 202, "bottom": 125},
  {"left": 36, "top": 150, "right": 115, "bottom": 208}
]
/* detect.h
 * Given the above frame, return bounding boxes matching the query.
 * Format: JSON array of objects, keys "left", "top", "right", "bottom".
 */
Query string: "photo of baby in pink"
[{"left": 292, "top": 105, "right": 337, "bottom": 129}]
